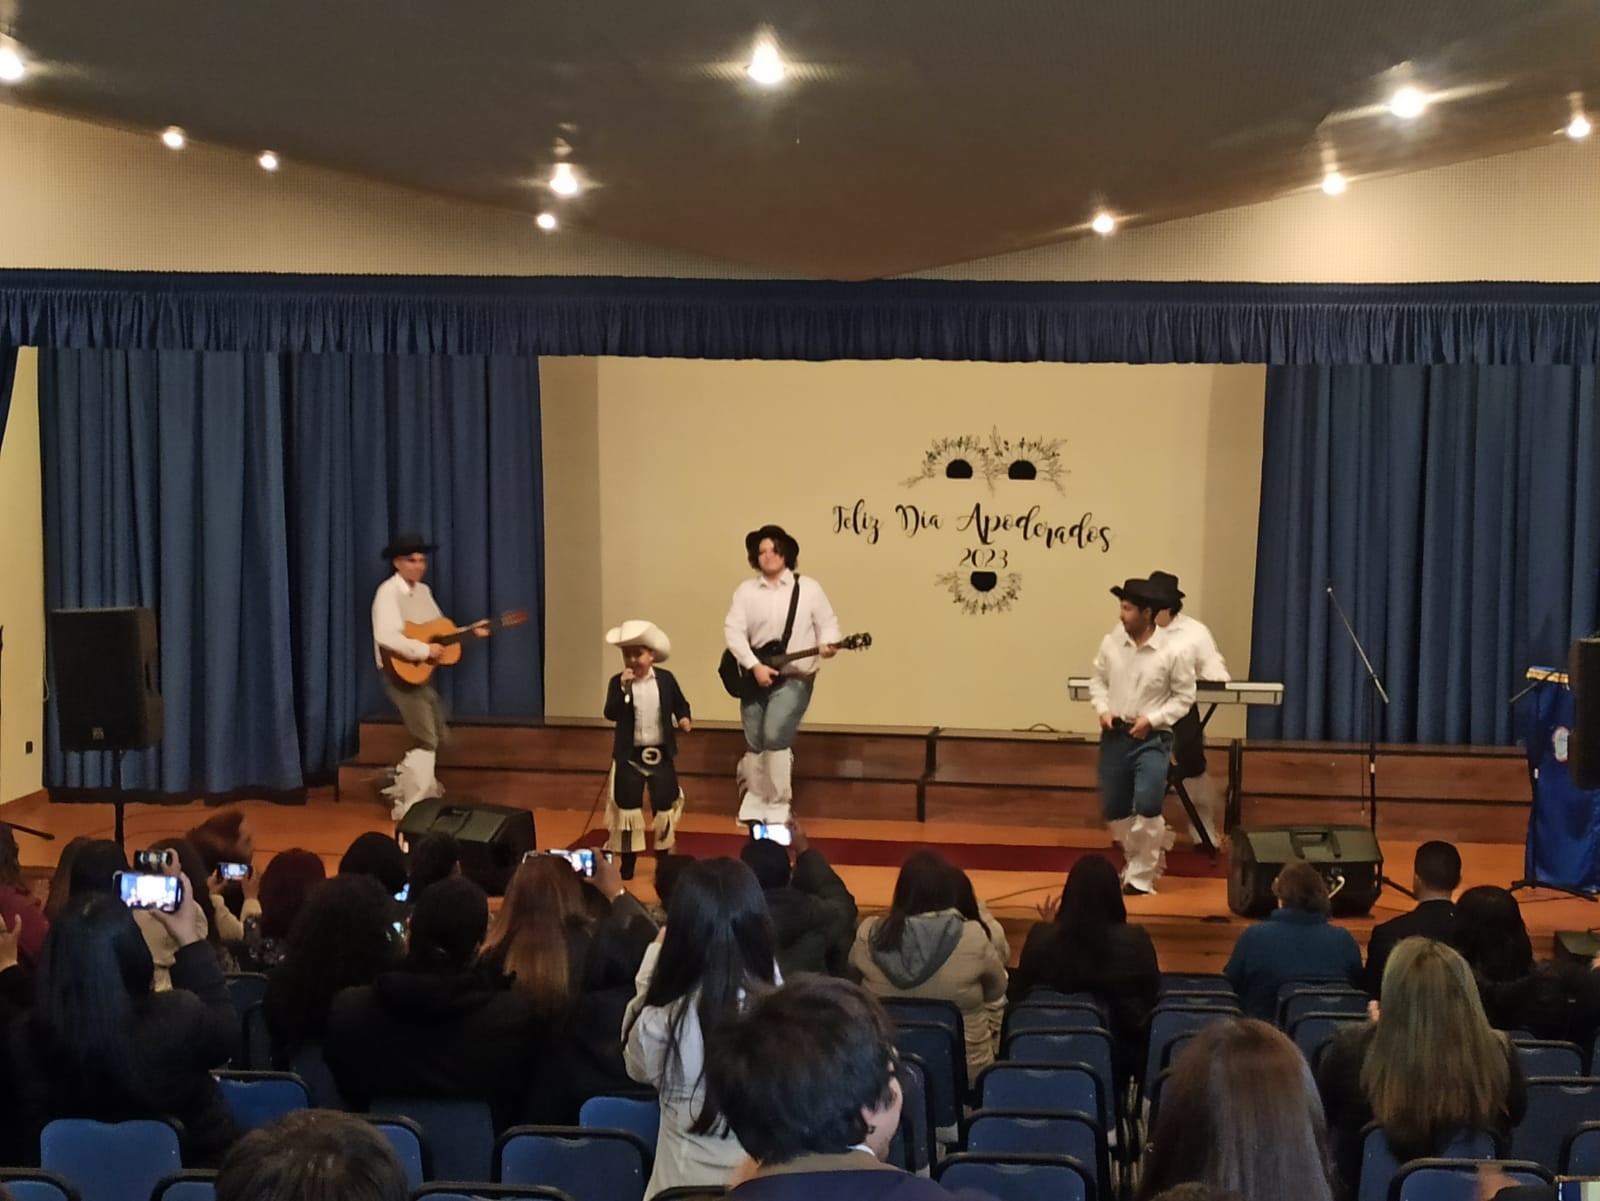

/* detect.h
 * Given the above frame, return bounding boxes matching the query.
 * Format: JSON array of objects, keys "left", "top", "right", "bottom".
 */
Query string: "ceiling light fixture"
[
  {"left": 161, "top": 126, "right": 187, "bottom": 150},
  {"left": 549, "top": 162, "right": 580, "bottom": 196},
  {"left": 1388, "top": 86, "right": 1429, "bottom": 119},
  {"left": 747, "top": 39, "right": 786, "bottom": 87},
  {"left": 1321, "top": 170, "right": 1347, "bottom": 196},
  {"left": 1567, "top": 113, "right": 1592, "bottom": 140},
  {"left": 0, "top": 37, "right": 25, "bottom": 84},
  {"left": 536, "top": 212, "right": 558, "bottom": 231},
  {"left": 258, "top": 151, "right": 280, "bottom": 172},
  {"left": 1090, "top": 211, "right": 1116, "bottom": 236}
]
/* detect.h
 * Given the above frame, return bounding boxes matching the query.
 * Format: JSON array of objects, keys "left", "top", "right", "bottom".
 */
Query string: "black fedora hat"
[
  {"left": 381, "top": 532, "right": 436, "bottom": 561},
  {"left": 745, "top": 523, "right": 799, "bottom": 562},
  {"left": 1110, "top": 577, "right": 1163, "bottom": 606},
  {"left": 1148, "top": 570, "right": 1185, "bottom": 606}
]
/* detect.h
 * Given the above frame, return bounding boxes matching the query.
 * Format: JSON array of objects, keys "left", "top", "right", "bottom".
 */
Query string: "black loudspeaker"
[
  {"left": 396, "top": 799, "right": 537, "bottom": 896},
  {"left": 1570, "top": 638, "right": 1600, "bottom": 792},
  {"left": 49, "top": 607, "right": 164, "bottom": 752},
  {"left": 1228, "top": 825, "right": 1383, "bottom": 918}
]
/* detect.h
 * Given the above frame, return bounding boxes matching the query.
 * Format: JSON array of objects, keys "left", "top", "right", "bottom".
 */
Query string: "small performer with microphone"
[{"left": 603, "top": 620, "right": 692, "bottom": 880}]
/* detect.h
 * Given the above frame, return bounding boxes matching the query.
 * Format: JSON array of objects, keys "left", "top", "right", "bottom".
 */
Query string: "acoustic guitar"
[
  {"left": 717, "top": 631, "right": 873, "bottom": 699},
  {"left": 382, "top": 610, "right": 528, "bottom": 686}
]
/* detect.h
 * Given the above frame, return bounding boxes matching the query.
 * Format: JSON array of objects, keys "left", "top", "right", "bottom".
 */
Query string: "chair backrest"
[
  {"left": 648, "top": 1190, "right": 725, "bottom": 1201},
  {"left": 412, "top": 1187, "right": 575, "bottom": 1201},
  {"left": 150, "top": 1172, "right": 219, "bottom": 1201},
  {"left": 1389, "top": 1158, "right": 1551, "bottom": 1201},
  {"left": 239, "top": 1003, "right": 272, "bottom": 1071},
  {"left": 1566, "top": 1121, "right": 1600, "bottom": 1174},
  {"left": 1000, "top": 1029, "right": 1116, "bottom": 1129},
  {"left": 1511, "top": 1077, "right": 1600, "bottom": 1169},
  {"left": 1358, "top": 1124, "right": 1496, "bottom": 1201},
  {"left": 1290, "top": 1011, "right": 1364, "bottom": 1066},
  {"left": 896, "top": 1020, "right": 966, "bottom": 1133},
  {"left": 288, "top": 1043, "right": 347, "bottom": 1109},
  {"left": 976, "top": 1063, "right": 1101, "bottom": 1127},
  {"left": 1514, "top": 1040, "right": 1587, "bottom": 1079},
  {"left": 1280, "top": 988, "right": 1369, "bottom": 1029},
  {"left": 0, "top": 1170, "right": 81, "bottom": 1201},
  {"left": 1020, "top": 988, "right": 1106, "bottom": 1009},
  {"left": 214, "top": 1069, "right": 310, "bottom": 1130},
  {"left": 40, "top": 1118, "right": 182, "bottom": 1201},
  {"left": 1144, "top": 1007, "right": 1236, "bottom": 1092},
  {"left": 882, "top": 997, "right": 967, "bottom": 1047},
  {"left": 374, "top": 1098, "right": 496, "bottom": 1185},
  {"left": 496, "top": 1126, "right": 650, "bottom": 1201},
  {"left": 577, "top": 1096, "right": 660, "bottom": 1167},
  {"left": 887, "top": 1053, "right": 931, "bottom": 1174},
  {"left": 963, "top": 1109, "right": 1107, "bottom": 1195},
  {"left": 224, "top": 972, "right": 270, "bottom": 1013},
  {"left": 367, "top": 1115, "right": 432, "bottom": 1188},
  {"left": 1158, "top": 974, "right": 1236, "bottom": 996},
  {"left": 934, "top": 1152, "right": 1094, "bottom": 1201},
  {"left": 1002, "top": 1004, "right": 1107, "bottom": 1044}
]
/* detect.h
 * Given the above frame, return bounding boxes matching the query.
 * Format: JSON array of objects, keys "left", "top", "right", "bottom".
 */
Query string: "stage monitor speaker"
[
  {"left": 1570, "top": 638, "right": 1600, "bottom": 791},
  {"left": 396, "top": 798, "right": 537, "bottom": 896},
  {"left": 1227, "top": 825, "right": 1383, "bottom": 918},
  {"left": 50, "top": 607, "right": 163, "bottom": 752}
]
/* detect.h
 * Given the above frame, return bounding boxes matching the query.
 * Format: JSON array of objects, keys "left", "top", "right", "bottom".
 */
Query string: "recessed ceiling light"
[
  {"left": 0, "top": 39, "right": 26, "bottom": 84},
  {"left": 1321, "top": 170, "right": 1348, "bottom": 196},
  {"left": 1567, "top": 113, "right": 1592, "bottom": 140},
  {"left": 535, "top": 212, "right": 558, "bottom": 231},
  {"left": 747, "top": 39, "right": 786, "bottom": 87},
  {"left": 1090, "top": 211, "right": 1116, "bottom": 236},
  {"left": 258, "top": 151, "right": 280, "bottom": 172},
  {"left": 1388, "top": 86, "right": 1428, "bottom": 119},
  {"left": 161, "top": 126, "right": 187, "bottom": 150},
  {"left": 549, "top": 162, "right": 580, "bottom": 196}
]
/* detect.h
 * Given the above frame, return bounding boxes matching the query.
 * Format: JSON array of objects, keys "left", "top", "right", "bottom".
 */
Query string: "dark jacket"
[
  {"left": 1475, "top": 962, "right": 1600, "bottom": 1045},
  {"left": 1315, "top": 1021, "right": 1526, "bottom": 1201},
  {"left": 1363, "top": 899, "right": 1456, "bottom": 997},
  {"left": 604, "top": 668, "right": 692, "bottom": 760},
  {"left": 729, "top": 1152, "right": 991, "bottom": 1201},
  {"left": 324, "top": 962, "right": 545, "bottom": 1129},
  {"left": 766, "top": 850, "right": 858, "bottom": 977},
  {"left": 10, "top": 941, "right": 241, "bottom": 1166},
  {"left": 1008, "top": 920, "right": 1160, "bottom": 1077},
  {"left": 1222, "top": 907, "right": 1363, "bottom": 1021}
]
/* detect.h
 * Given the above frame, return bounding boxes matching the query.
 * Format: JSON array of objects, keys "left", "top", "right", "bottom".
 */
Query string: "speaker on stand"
[
  {"left": 1570, "top": 638, "right": 1600, "bottom": 793},
  {"left": 48, "top": 607, "right": 164, "bottom": 847}
]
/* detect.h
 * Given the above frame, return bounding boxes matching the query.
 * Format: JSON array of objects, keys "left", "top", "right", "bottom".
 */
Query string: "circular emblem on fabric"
[
  {"left": 1554, "top": 726, "right": 1571, "bottom": 763},
  {"left": 641, "top": 746, "right": 663, "bottom": 767}
]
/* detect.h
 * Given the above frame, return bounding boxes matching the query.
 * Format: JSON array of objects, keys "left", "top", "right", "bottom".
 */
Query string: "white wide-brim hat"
[{"left": 605, "top": 619, "right": 671, "bottom": 661}]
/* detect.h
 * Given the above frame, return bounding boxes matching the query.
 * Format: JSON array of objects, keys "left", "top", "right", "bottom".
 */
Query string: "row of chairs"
[{"left": 1, "top": 1174, "right": 580, "bottom": 1201}]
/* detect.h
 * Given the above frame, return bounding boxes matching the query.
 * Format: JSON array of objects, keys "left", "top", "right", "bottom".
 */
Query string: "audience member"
[
  {"left": 850, "top": 850, "right": 1008, "bottom": 1075},
  {"left": 626, "top": 857, "right": 778, "bottom": 1198},
  {"left": 1363, "top": 840, "right": 1460, "bottom": 996},
  {"left": 1451, "top": 884, "right": 1600, "bottom": 1043},
  {"left": 1009, "top": 853, "right": 1160, "bottom": 1078},
  {"left": 138, "top": 837, "right": 236, "bottom": 986},
  {"left": 186, "top": 809, "right": 260, "bottom": 937},
  {"left": 324, "top": 875, "right": 543, "bottom": 1127},
  {"left": 706, "top": 976, "right": 977, "bottom": 1201},
  {"left": 1136, "top": 1017, "right": 1333, "bottom": 1201},
  {"left": 650, "top": 853, "right": 694, "bottom": 923},
  {"left": 238, "top": 849, "right": 326, "bottom": 972},
  {"left": 405, "top": 832, "right": 462, "bottom": 901},
  {"left": 739, "top": 823, "right": 856, "bottom": 976},
  {"left": 44, "top": 835, "right": 91, "bottom": 921},
  {"left": 1222, "top": 861, "right": 1361, "bottom": 1020},
  {"left": 1316, "top": 937, "right": 1524, "bottom": 1201},
  {"left": 0, "top": 823, "right": 48, "bottom": 970},
  {"left": 338, "top": 832, "right": 410, "bottom": 899},
  {"left": 264, "top": 873, "right": 399, "bottom": 1062},
  {"left": 216, "top": 1110, "right": 408, "bottom": 1201},
  {"left": 67, "top": 838, "right": 129, "bottom": 899},
  {"left": 11, "top": 889, "right": 241, "bottom": 1164}
]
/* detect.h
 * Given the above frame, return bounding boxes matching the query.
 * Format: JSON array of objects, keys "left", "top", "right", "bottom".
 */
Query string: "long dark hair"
[
  {"left": 185, "top": 809, "right": 250, "bottom": 873},
  {"left": 47, "top": 835, "right": 93, "bottom": 920},
  {"left": 1451, "top": 885, "right": 1534, "bottom": 983},
  {"left": 35, "top": 892, "right": 157, "bottom": 1103},
  {"left": 636, "top": 858, "right": 776, "bottom": 1133},
  {"left": 0, "top": 822, "right": 25, "bottom": 891},
  {"left": 150, "top": 837, "right": 221, "bottom": 947},
  {"left": 871, "top": 850, "right": 975, "bottom": 954},
  {"left": 1054, "top": 853, "right": 1126, "bottom": 954}
]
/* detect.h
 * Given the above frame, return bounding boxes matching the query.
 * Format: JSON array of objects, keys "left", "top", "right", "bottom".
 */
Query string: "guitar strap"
[{"left": 778, "top": 574, "right": 802, "bottom": 656}]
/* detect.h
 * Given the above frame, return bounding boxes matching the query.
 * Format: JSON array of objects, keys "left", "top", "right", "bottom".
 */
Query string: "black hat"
[
  {"left": 1110, "top": 577, "right": 1164, "bottom": 606},
  {"left": 381, "top": 533, "right": 436, "bottom": 561},
  {"left": 1148, "top": 571, "right": 1185, "bottom": 607},
  {"left": 745, "top": 524, "right": 799, "bottom": 566}
]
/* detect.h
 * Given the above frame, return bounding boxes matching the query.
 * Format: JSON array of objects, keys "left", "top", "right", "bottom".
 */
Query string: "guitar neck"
[
  {"left": 773, "top": 646, "right": 825, "bottom": 667},
  {"left": 435, "top": 617, "right": 507, "bottom": 647}
]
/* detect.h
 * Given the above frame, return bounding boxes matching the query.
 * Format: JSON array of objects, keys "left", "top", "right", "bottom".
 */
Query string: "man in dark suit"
[{"left": 1363, "top": 839, "right": 1462, "bottom": 996}]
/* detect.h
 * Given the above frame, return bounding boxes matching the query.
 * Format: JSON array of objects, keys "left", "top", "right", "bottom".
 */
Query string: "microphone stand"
[{"left": 1326, "top": 585, "right": 1414, "bottom": 901}]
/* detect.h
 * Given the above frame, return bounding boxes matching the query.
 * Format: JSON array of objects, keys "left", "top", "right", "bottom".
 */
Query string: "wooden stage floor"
[{"left": 6, "top": 788, "right": 1595, "bottom": 974}]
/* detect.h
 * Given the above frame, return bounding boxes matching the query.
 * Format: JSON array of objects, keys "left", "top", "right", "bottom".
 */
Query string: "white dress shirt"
[
  {"left": 371, "top": 573, "right": 444, "bottom": 668},
  {"left": 723, "top": 570, "right": 842, "bottom": 677},
  {"left": 1087, "top": 623, "right": 1197, "bottom": 731},
  {"left": 1164, "top": 612, "right": 1230, "bottom": 683},
  {"left": 630, "top": 673, "right": 663, "bottom": 746}
]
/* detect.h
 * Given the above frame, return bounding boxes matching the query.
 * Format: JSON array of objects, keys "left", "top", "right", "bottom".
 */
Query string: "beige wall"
[
  {"left": 0, "top": 351, "right": 44, "bottom": 801},
  {"left": 542, "top": 358, "right": 1266, "bottom": 736}
]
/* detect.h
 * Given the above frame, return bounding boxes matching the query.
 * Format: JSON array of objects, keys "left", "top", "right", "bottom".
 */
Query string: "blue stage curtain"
[
  {"left": 0, "top": 272, "right": 1597, "bottom": 364},
  {"left": 1250, "top": 364, "right": 1600, "bottom": 745},
  {"left": 40, "top": 348, "right": 543, "bottom": 794},
  {"left": 0, "top": 344, "right": 15, "bottom": 449}
]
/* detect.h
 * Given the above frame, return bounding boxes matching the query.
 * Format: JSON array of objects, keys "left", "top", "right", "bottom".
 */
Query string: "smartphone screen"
[
  {"left": 1557, "top": 1181, "right": 1600, "bottom": 1201},
  {"left": 219, "top": 862, "right": 252, "bottom": 881},
  {"left": 393, "top": 882, "right": 411, "bottom": 903},
  {"left": 133, "top": 849, "right": 173, "bottom": 872},
  {"left": 750, "top": 822, "right": 792, "bottom": 847},
  {"left": 117, "top": 871, "right": 183, "bottom": 912}
]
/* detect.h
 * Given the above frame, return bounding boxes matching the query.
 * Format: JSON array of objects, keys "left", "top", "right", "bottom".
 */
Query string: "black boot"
[{"left": 620, "top": 851, "right": 637, "bottom": 881}]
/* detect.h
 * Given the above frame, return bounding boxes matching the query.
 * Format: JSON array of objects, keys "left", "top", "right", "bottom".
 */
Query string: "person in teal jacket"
[{"left": 1223, "top": 860, "right": 1362, "bottom": 1020}]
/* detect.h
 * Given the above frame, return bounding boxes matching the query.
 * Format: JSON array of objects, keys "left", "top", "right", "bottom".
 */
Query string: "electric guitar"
[
  {"left": 717, "top": 632, "right": 873, "bottom": 698},
  {"left": 382, "top": 610, "right": 529, "bottom": 686}
]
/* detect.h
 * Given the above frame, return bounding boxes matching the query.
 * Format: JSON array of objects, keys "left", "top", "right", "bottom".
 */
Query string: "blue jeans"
[
  {"left": 740, "top": 676, "right": 815, "bottom": 752},
  {"left": 1098, "top": 727, "right": 1173, "bottom": 820}
]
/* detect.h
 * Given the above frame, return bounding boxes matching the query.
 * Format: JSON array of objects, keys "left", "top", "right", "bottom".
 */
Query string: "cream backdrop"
[{"left": 541, "top": 357, "right": 1267, "bottom": 736}]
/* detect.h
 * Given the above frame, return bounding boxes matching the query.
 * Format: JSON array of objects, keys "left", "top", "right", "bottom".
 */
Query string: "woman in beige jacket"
[{"left": 849, "top": 850, "right": 1009, "bottom": 1076}]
